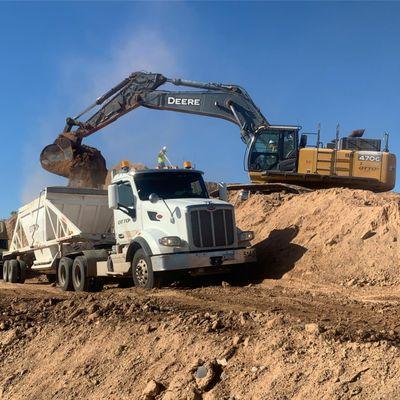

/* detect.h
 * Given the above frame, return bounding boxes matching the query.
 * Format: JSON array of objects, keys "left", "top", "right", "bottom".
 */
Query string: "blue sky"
[{"left": 0, "top": 1, "right": 399, "bottom": 217}]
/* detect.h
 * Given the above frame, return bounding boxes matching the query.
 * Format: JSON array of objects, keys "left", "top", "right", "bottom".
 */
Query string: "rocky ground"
[{"left": 1, "top": 188, "right": 400, "bottom": 399}]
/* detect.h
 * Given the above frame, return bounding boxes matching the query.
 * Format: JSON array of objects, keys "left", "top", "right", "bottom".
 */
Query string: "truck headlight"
[
  {"left": 159, "top": 236, "right": 182, "bottom": 247},
  {"left": 239, "top": 231, "right": 254, "bottom": 242}
]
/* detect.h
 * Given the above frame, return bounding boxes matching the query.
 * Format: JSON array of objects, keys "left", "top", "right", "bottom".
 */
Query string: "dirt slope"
[
  {"left": 234, "top": 188, "right": 400, "bottom": 287},
  {"left": 2, "top": 281, "right": 400, "bottom": 400}
]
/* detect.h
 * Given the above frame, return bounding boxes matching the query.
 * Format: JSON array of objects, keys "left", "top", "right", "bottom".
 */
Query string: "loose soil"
[{"left": 1, "top": 188, "right": 400, "bottom": 400}]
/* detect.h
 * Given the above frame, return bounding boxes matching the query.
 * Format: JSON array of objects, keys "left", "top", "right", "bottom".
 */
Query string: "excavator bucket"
[
  {"left": 40, "top": 135, "right": 76, "bottom": 178},
  {"left": 40, "top": 135, "right": 108, "bottom": 189}
]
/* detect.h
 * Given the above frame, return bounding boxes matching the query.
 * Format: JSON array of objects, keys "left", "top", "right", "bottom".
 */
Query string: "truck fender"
[
  {"left": 82, "top": 249, "right": 109, "bottom": 277},
  {"left": 126, "top": 237, "right": 153, "bottom": 262}
]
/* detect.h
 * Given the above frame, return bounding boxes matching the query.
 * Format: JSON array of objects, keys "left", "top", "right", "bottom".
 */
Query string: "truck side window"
[{"left": 118, "top": 182, "right": 135, "bottom": 208}]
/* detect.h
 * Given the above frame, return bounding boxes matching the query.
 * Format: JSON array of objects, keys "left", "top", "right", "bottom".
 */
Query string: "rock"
[
  {"left": 88, "top": 303, "right": 100, "bottom": 314},
  {"left": 195, "top": 362, "right": 216, "bottom": 391},
  {"left": 211, "top": 319, "right": 222, "bottom": 331},
  {"left": 115, "top": 345, "right": 126, "bottom": 356},
  {"left": 361, "top": 230, "right": 376, "bottom": 240},
  {"left": 305, "top": 323, "right": 321, "bottom": 335},
  {"left": 232, "top": 335, "right": 242, "bottom": 346},
  {"left": 87, "top": 312, "right": 99, "bottom": 322},
  {"left": 142, "top": 379, "right": 163, "bottom": 399},
  {"left": 0, "top": 322, "right": 9, "bottom": 331},
  {"left": 251, "top": 366, "right": 258, "bottom": 373},
  {"left": 216, "top": 358, "right": 228, "bottom": 366}
]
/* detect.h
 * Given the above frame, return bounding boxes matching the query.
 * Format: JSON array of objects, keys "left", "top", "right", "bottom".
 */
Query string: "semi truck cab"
[{"left": 105, "top": 164, "right": 256, "bottom": 288}]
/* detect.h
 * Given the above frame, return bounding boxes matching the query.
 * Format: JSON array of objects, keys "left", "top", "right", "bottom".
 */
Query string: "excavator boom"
[{"left": 40, "top": 71, "right": 268, "bottom": 187}]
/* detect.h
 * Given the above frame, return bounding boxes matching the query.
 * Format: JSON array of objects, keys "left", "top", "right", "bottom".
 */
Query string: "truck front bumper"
[{"left": 151, "top": 248, "right": 256, "bottom": 272}]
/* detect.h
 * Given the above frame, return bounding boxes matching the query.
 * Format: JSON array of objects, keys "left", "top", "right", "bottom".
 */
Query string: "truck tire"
[
  {"left": 132, "top": 249, "right": 161, "bottom": 289},
  {"left": 58, "top": 257, "right": 74, "bottom": 291},
  {"left": 3, "top": 260, "right": 9, "bottom": 282},
  {"left": 72, "top": 256, "right": 91, "bottom": 292},
  {"left": 18, "top": 260, "right": 26, "bottom": 284},
  {"left": 8, "top": 260, "right": 19, "bottom": 283}
]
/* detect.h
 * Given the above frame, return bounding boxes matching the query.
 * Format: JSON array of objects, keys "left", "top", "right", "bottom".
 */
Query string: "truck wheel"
[
  {"left": 132, "top": 249, "right": 161, "bottom": 289},
  {"left": 3, "top": 260, "right": 9, "bottom": 282},
  {"left": 17, "top": 260, "right": 26, "bottom": 283},
  {"left": 8, "top": 260, "right": 19, "bottom": 283},
  {"left": 58, "top": 257, "right": 74, "bottom": 291},
  {"left": 72, "top": 256, "right": 90, "bottom": 292}
]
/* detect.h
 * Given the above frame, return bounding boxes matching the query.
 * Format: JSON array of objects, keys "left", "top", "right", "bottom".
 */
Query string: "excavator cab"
[
  {"left": 248, "top": 126, "right": 396, "bottom": 191},
  {"left": 248, "top": 126, "right": 302, "bottom": 173}
]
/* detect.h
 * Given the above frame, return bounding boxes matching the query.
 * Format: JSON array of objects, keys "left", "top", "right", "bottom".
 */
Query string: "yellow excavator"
[{"left": 40, "top": 72, "right": 396, "bottom": 192}]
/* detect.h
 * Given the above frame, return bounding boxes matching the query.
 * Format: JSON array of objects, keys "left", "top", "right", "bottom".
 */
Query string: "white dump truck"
[{"left": 2, "top": 165, "right": 256, "bottom": 291}]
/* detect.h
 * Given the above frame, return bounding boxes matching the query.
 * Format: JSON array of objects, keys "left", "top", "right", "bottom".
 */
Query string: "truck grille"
[{"left": 190, "top": 208, "right": 235, "bottom": 248}]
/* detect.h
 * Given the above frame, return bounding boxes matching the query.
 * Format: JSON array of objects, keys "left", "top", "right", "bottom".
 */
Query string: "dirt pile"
[
  {"left": 67, "top": 145, "right": 108, "bottom": 189},
  {"left": 234, "top": 188, "right": 400, "bottom": 287},
  {"left": 2, "top": 283, "right": 400, "bottom": 400}
]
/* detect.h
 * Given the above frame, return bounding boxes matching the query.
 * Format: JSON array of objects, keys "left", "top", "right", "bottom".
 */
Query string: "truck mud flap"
[{"left": 82, "top": 249, "right": 109, "bottom": 277}]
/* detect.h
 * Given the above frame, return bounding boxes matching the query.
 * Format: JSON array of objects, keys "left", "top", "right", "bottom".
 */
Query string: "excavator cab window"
[{"left": 249, "top": 128, "right": 298, "bottom": 172}]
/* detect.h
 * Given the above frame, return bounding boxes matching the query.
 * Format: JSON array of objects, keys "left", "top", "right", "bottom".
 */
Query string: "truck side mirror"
[
  {"left": 239, "top": 190, "right": 249, "bottom": 201},
  {"left": 218, "top": 182, "right": 228, "bottom": 202},
  {"left": 108, "top": 184, "right": 119, "bottom": 210},
  {"left": 149, "top": 193, "right": 160, "bottom": 204}
]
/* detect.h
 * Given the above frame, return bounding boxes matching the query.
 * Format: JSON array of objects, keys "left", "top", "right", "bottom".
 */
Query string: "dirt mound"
[
  {"left": 234, "top": 188, "right": 400, "bottom": 287},
  {"left": 2, "top": 282, "right": 400, "bottom": 400}
]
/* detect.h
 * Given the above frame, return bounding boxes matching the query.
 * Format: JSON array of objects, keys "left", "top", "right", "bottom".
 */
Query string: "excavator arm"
[
  {"left": 63, "top": 71, "right": 268, "bottom": 143},
  {"left": 40, "top": 71, "right": 269, "bottom": 187}
]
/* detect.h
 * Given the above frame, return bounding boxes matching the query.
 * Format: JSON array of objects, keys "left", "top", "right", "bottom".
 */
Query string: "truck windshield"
[{"left": 135, "top": 172, "right": 209, "bottom": 201}]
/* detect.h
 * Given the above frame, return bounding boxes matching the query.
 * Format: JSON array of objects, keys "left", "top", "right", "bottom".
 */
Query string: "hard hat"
[
  {"left": 162, "top": 146, "right": 167, "bottom": 151},
  {"left": 268, "top": 140, "right": 276, "bottom": 144}
]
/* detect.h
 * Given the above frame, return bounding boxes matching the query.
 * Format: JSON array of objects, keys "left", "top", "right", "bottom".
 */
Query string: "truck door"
[{"left": 114, "top": 181, "right": 141, "bottom": 244}]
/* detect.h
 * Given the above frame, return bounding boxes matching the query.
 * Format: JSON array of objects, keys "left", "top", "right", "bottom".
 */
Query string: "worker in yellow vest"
[{"left": 157, "top": 146, "right": 168, "bottom": 169}]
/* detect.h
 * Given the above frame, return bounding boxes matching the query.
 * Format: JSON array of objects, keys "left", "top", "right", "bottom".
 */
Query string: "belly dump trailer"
[{"left": 2, "top": 165, "right": 256, "bottom": 291}]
